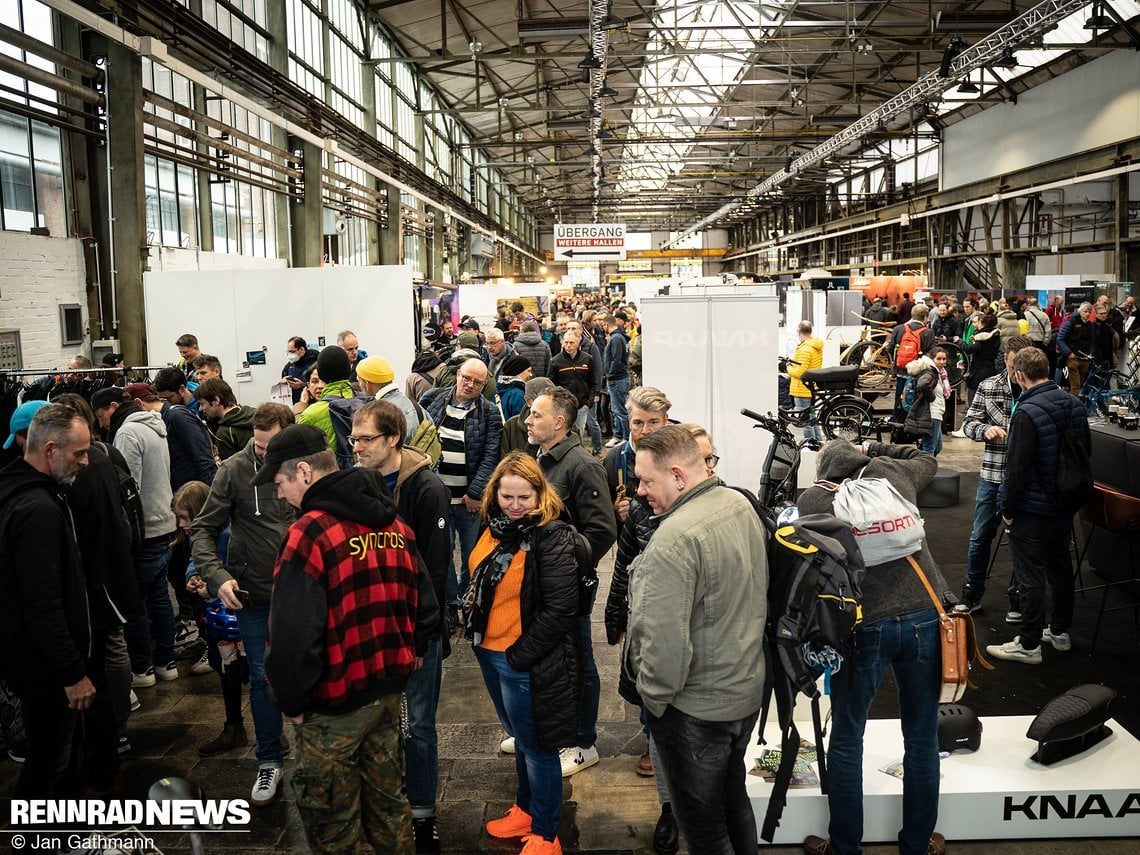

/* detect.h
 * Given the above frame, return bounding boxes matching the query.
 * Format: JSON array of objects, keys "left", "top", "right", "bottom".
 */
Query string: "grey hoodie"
[
  {"left": 513, "top": 329, "right": 552, "bottom": 379},
  {"left": 113, "top": 410, "right": 176, "bottom": 538}
]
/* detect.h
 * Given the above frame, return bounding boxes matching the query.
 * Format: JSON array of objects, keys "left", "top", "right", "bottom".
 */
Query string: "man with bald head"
[{"left": 420, "top": 358, "right": 503, "bottom": 613}]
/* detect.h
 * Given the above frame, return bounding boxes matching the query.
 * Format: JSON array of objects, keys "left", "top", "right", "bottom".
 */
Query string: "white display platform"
[{"left": 748, "top": 715, "right": 1140, "bottom": 844}]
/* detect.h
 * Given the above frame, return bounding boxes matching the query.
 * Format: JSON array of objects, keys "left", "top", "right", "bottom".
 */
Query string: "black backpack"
[
  {"left": 326, "top": 393, "right": 370, "bottom": 470},
  {"left": 758, "top": 513, "right": 866, "bottom": 843},
  {"left": 99, "top": 441, "right": 146, "bottom": 552},
  {"left": 1047, "top": 398, "right": 1093, "bottom": 513}
]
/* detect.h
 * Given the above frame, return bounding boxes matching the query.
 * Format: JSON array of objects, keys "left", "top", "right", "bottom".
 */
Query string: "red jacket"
[{"left": 265, "top": 467, "right": 439, "bottom": 716}]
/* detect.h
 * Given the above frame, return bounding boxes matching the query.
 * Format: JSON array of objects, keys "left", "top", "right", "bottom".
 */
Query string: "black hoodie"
[
  {"left": 0, "top": 458, "right": 90, "bottom": 687},
  {"left": 265, "top": 466, "right": 441, "bottom": 716}
]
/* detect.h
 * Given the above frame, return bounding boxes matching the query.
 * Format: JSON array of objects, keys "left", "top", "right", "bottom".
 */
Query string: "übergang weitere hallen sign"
[{"left": 553, "top": 223, "right": 627, "bottom": 261}]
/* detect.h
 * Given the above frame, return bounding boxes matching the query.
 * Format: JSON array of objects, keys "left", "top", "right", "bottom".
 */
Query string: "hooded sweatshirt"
[
  {"left": 0, "top": 458, "right": 90, "bottom": 687},
  {"left": 787, "top": 336, "right": 824, "bottom": 398},
  {"left": 265, "top": 466, "right": 440, "bottom": 716},
  {"left": 214, "top": 404, "right": 256, "bottom": 461},
  {"left": 797, "top": 441, "right": 951, "bottom": 624},
  {"left": 190, "top": 438, "right": 295, "bottom": 604},
  {"left": 109, "top": 403, "right": 176, "bottom": 539},
  {"left": 513, "top": 329, "right": 552, "bottom": 379}
]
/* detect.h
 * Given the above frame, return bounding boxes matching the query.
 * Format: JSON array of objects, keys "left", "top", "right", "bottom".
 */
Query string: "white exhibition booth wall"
[
  {"left": 143, "top": 266, "right": 416, "bottom": 407},
  {"left": 459, "top": 282, "right": 552, "bottom": 328},
  {"left": 641, "top": 293, "right": 778, "bottom": 492}
]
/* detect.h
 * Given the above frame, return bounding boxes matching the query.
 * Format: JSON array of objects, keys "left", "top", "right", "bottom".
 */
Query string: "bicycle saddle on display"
[{"left": 801, "top": 365, "right": 860, "bottom": 384}]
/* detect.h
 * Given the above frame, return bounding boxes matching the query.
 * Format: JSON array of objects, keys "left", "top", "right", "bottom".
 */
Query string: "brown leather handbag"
[{"left": 907, "top": 556, "right": 994, "bottom": 703}]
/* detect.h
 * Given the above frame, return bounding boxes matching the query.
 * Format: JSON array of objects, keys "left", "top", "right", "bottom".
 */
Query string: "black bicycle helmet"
[{"left": 938, "top": 703, "right": 982, "bottom": 753}]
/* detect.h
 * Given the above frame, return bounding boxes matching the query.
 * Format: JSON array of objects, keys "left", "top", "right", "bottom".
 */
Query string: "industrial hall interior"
[{"left": 1, "top": 0, "right": 1140, "bottom": 854}]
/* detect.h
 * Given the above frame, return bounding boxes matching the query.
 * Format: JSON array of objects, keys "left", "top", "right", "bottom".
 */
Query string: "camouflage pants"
[{"left": 292, "top": 693, "right": 414, "bottom": 855}]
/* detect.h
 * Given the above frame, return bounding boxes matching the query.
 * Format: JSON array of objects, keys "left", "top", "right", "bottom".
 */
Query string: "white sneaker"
[
  {"left": 132, "top": 668, "right": 156, "bottom": 688},
  {"left": 129, "top": 690, "right": 141, "bottom": 712},
  {"left": 985, "top": 637, "right": 1042, "bottom": 664},
  {"left": 949, "top": 429, "right": 967, "bottom": 438},
  {"left": 604, "top": 437, "right": 620, "bottom": 448},
  {"left": 154, "top": 661, "right": 179, "bottom": 682},
  {"left": 560, "top": 745, "right": 599, "bottom": 777},
  {"left": 189, "top": 651, "right": 213, "bottom": 675},
  {"left": 500, "top": 736, "right": 516, "bottom": 754},
  {"left": 1042, "top": 628, "right": 1072, "bottom": 651},
  {"left": 250, "top": 765, "right": 282, "bottom": 806},
  {"left": 1005, "top": 610, "right": 1022, "bottom": 624}
]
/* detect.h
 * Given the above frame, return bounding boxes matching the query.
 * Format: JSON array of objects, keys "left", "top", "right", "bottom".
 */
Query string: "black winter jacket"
[
  {"left": 1000, "top": 381, "right": 1090, "bottom": 522},
  {"left": 902, "top": 360, "right": 937, "bottom": 437},
  {"left": 71, "top": 442, "right": 143, "bottom": 630},
  {"left": 0, "top": 459, "right": 90, "bottom": 687},
  {"left": 550, "top": 348, "right": 595, "bottom": 409},
  {"left": 159, "top": 402, "right": 217, "bottom": 490},
  {"left": 604, "top": 495, "right": 655, "bottom": 647},
  {"left": 503, "top": 520, "right": 582, "bottom": 749},
  {"left": 963, "top": 330, "right": 1002, "bottom": 390},
  {"left": 537, "top": 432, "right": 616, "bottom": 570}
]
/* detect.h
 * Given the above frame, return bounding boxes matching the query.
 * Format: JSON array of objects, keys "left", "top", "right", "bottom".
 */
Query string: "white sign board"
[{"left": 553, "top": 223, "right": 627, "bottom": 262}]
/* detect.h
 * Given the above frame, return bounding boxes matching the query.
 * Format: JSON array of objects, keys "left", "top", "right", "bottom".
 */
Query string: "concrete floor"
[{"left": 2, "top": 432, "right": 1137, "bottom": 854}]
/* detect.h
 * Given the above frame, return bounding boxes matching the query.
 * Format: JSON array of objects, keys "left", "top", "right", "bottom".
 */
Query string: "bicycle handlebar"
[{"left": 741, "top": 408, "right": 769, "bottom": 423}]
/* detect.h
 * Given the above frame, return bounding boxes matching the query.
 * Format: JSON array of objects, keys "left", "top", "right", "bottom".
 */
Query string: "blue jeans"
[
  {"left": 646, "top": 704, "right": 759, "bottom": 855},
  {"left": 962, "top": 478, "right": 1018, "bottom": 603},
  {"left": 404, "top": 636, "right": 443, "bottom": 816},
  {"left": 608, "top": 376, "right": 630, "bottom": 440},
  {"left": 475, "top": 647, "right": 562, "bottom": 841},
  {"left": 585, "top": 400, "right": 603, "bottom": 453},
  {"left": 577, "top": 615, "right": 600, "bottom": 748},
  {"left": 575, "top": 405, "right": 588, "bottom": 435},
  {"left": 1007, "top": 516, "right": 1074, "bottom": 649},
  {"left": 793, "top": 396, "right": 823, "bottom": 441},
  {"left": 922, "top": 418, "right": 943, "bottom": 456},
  {"left": 235, "top": 603, "right": 284, "bottom": 767},
  {"left": 446, "top": 504, "right": 482, "bottom": 606},
  {"left": 827, "top": 609, "right": 940, "bottom": 855},
  {"left": 124, "top": 538, "right": 176, "bottom": 673}
]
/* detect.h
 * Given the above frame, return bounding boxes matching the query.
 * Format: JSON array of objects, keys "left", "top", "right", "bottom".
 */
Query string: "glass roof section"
[
  {"left": 616, "top": 0, "right": 796, "bottom": 194},
  {"left": 937, "top": 0, "right": 1140, "bottom": 108}
]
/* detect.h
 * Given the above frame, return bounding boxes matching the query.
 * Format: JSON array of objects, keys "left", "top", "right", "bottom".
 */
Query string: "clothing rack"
[{"left": 0, "top": 365, "right": 171, "bottom": 378}]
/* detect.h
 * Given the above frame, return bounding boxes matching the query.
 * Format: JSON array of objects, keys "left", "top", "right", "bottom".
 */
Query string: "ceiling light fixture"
[
  {"left": 1084, "top": 3, "right": 1115, "bottom": 29},
  {"left": 993, "top": 47, "right": 1019, "bottom": 69},
  {"left": 957, "top": 78, "right": 980, "bottom": 94},
  {"left": 578, "top": 51, "right": 602, "bottom": 70}
]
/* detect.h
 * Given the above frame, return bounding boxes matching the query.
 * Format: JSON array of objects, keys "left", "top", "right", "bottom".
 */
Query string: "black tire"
[
  {"left": 845, "top": 341, "right": 891, "bottom": 388},
  {"left": 822, "top": 398, "right": 872, "bottom": 441},
  {"left": 941, "top": 342, "right": 970, "bottom": 388}
]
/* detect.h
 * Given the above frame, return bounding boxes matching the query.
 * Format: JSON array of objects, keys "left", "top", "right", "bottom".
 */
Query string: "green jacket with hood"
[{"left": 214, "top": 404, "right": 256, "bottom": 461}]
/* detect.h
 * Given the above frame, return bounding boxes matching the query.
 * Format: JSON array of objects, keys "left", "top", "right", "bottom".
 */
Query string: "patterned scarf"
[{"left": 464, "top": 512, "right": 539, "bottom": 644}]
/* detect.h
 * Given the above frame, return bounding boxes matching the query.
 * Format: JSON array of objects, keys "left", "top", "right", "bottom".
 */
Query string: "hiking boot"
[
  {"left": 500, "top": 736, "right": 516, "bottom": 754},
  {"left": 519, "top": 834, "right": 562, "bottom": 855},
  {"left": 985, "top": 637, "right": 1043, "bottom": 664},
  {"left": 250, "top": 765, "right": 282, "bottom": 806},
  {"left": 199, "top": 723, "right": 248, "bottom": 757},
  {"left": 486, "top": 804, "right": 532, "bottom": 839},
  {"left": 559, "top": 745, "right": 599, "bottom": 777},
  {"left": 803, "top": 835, "right": 832, "bottom": 854},
  {"left": 1042, "top": 628, "right": 1072, "bottom": 651},
  {"left": 636, "top": 745, "right": 654, "bottom": 777},
  {"left": 413, "top": 816, "right": 441, "bottom": 854},
  {"left": 653, "top": 804, "right": 679, "bottom": 854}
]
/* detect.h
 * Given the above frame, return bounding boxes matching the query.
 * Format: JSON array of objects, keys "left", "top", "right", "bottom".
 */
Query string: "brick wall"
[{"left": 0, "top": 232, "right": 88, "bottom": 371}]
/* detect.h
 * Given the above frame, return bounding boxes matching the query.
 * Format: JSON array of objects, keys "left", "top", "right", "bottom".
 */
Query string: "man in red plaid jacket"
[{"left": 260, "top": 424, "right": 440, "bottom": 854}]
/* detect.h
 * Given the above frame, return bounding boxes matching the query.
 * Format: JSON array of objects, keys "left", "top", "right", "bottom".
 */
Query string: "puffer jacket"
[
  {"left": 513, "top": 330, "right": 552, "bottom": 379},
  {"left": 1057, "top": 310, "right": 1093, "bottom": 358},
  {"left": 503, "top": 520, "right": 581, "bottom": 749},
  {"left": 962, "top": 329, "right": 1002, "bottom": 389},
  {"left": 903, "top": 355, "right": 938, "bottom": 436},
  {"left": 419, "top": 386, "right": 503, "bottom": 501},
  {"left": 787, "top": 336, "right": 824, "bottom": 398},
  {"left": 996, "top": 309, "right": 1021, "bottom": 341}
]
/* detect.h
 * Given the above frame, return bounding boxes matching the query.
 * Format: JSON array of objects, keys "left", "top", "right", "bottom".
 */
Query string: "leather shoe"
[
  {"left": 198, "top": 723, "right": 248, "bottom": 757},
  {"left": 652, "top": 804, "right": 678, "bottom": 854},
  {"left": 803, "top": 835, "right": 831, "bottom": 854},
  {"left": 636, "top": 745, "right": 654, "bottom": 777},
  {"left": 928, "top": 832, "right": 946, "bottom": 855}
]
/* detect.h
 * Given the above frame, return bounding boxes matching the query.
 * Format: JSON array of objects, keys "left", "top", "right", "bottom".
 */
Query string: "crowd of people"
[{"left": 0, "top": 286, "right": 1121, "bottom": 855}]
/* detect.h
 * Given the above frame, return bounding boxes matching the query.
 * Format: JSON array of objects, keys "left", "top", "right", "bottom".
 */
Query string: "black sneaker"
[
  {"left": 412, "top": 816, "right": 441, "bottom": 854},
  {"left": 7, "top": 739, "right": 26, "bottom": 763},
  {"left": 952, "top": 596, "right": 981, "bottom": 614}
]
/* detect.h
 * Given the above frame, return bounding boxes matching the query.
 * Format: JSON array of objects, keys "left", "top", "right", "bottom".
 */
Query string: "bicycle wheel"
[
  {"left": 822, "top": 397, "right": 872, "bottom": 441},
  {"left": 846, "top": 341, "right": 891, "bottom": 388},
  {"left": 941, "top": 342, "right": 970, "bottom": 387}
]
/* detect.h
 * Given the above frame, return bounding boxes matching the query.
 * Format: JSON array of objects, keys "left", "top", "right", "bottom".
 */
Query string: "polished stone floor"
[{"left": 1, "top": 433, "right": 1137, "bottom": 854}]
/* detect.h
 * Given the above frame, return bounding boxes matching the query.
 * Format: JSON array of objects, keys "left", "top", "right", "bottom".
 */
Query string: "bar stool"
[{"left": 1086, "top": 485, "right": 1140, "bottom": 654}]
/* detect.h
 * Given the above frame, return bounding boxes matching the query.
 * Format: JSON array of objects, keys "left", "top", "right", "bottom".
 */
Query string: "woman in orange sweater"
[{"left": 466, "top": 451, "right": 581, "bottom": 855}]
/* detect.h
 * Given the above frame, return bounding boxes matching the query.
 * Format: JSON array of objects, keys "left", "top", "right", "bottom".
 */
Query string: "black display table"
[{"left": 1084, "top": 423, "right": 1140, "bottom": 585}]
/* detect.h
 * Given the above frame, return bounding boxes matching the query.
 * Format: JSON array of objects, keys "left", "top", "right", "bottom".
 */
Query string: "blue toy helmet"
[{"left": 203, "top": 599, "right": 241, "bottom": 642}]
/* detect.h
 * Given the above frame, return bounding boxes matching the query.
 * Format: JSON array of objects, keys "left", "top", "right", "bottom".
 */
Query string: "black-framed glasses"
[
  {"left": 457, "top": 374, "right": 487, "bottom": 388},
  {"left": 705, "top": 454, "right": 720, "bottom": 468},
  {"left": 347, "top": 433, "right": 384, "bottom": 448}
]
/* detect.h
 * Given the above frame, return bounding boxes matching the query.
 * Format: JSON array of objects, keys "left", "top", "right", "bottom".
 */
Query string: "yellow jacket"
[{"left": 787, "top": 336, "right": 824, "bottom": 398}]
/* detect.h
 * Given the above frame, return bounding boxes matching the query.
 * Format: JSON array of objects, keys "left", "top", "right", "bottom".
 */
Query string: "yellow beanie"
[{"left": 356, "top": 356, "right": 395, "bottom": 385}]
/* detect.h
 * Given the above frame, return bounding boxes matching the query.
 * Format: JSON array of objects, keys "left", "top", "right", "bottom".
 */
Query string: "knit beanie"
[
  {"left": 316, "top": 346, "right": 351, "bottom": 383},
  {"left": 500, "top": 354, "right": 532, "bottom": 377},
  {"left": 356, "top": 356, "right": 395, "bottom": 385}
]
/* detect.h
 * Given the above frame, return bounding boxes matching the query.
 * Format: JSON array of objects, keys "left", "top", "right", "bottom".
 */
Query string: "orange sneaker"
[
  {"left": 520, "top": 833, "right": 562, "bottom": 854},
  {"left": 486, "top": 804, "right": 532, "bottom": 839}
]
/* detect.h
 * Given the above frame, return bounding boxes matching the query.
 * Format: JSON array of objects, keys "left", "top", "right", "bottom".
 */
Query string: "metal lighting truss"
[
  {"left": 661, "top": 0, "right": 1097, "bottom": 248},
  {"left": 587, "top": 0, "right": 609, "bottom": 222}
]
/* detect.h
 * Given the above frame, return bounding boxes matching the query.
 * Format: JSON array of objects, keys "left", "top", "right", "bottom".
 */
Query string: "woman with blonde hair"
[{"left": 468, "top": 451, "right": 581, "bottom": 855}]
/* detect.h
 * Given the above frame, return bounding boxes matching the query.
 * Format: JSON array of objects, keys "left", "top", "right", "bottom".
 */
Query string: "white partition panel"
[
  {"left": 144, "top": 266, "right": 415, "bottom": 406},
  {"left": 641, "top": 294, "right": 778, "bottom": 492}
]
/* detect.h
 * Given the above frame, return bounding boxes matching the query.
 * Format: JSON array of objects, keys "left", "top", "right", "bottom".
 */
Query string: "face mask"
[{"left": 287, "top": 352, "right": 300, "bottom": 364}]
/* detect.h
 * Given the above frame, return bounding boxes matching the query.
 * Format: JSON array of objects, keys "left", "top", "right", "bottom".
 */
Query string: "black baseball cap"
[
  {"left": 251, "top": 424, "right": 329, "bottom": 486},
  {"left": 91, "top": 387, "right": 128, "bottom": 411}
]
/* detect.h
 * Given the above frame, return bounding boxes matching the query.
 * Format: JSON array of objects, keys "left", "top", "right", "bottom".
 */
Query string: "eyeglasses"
[
  {"left": 705, "top": 454, "right": 720, "bottom": 468},
  {"left": 458, "top": 375, "right": 487, "bottom": 387},
  {"left": 347, "top": 433, "right": 385, "bottom": 447}
]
